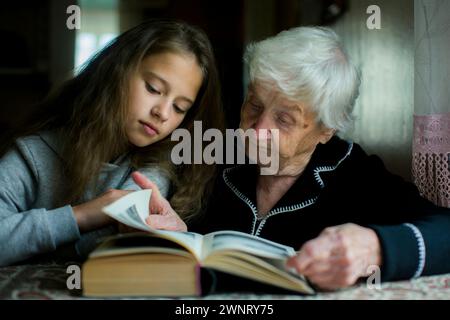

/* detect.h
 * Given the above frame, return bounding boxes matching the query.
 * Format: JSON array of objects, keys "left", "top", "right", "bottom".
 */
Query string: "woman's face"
[
  {"left": 126, "top": 51, "right": 203, "bottom": 147},
  {"left": 240, "top": 82, "right": 334, "bottom": 174}
]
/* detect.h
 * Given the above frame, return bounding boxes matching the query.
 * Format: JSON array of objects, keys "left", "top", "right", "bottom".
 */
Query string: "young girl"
[{"left": 0, "top": 19, "right": 224, "bottom": 266}]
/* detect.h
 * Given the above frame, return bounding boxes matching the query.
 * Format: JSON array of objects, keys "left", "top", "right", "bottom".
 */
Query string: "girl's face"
[{"left": 126, "top": 51, "right": 203, "bottom": 147}]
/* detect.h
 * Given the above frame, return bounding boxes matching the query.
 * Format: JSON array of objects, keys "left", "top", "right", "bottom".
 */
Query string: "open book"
[{"left": 81, "top": 190, "right": 314, "bottom": 297}]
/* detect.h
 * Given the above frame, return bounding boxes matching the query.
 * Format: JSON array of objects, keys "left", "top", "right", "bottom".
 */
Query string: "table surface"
[{"left": 1, "top": 261, "right": 449, "bottom": 300}]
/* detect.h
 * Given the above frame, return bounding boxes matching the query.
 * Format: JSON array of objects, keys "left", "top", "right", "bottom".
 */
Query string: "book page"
[
  {"left": 203, "top": 251, "right": 314, "bottom": 294},
  {"left": 201, "top": 230, "right": 296, "bottom": 260},
  {"left": 102, "top": 189, "right": 203, "bottom": 258},
  {"left": 89, "top": 232, "right": 195, "bottom": 259}
]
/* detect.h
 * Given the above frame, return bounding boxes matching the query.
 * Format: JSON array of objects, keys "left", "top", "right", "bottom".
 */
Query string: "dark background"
[
  {"left": 0, "top": 0, "right": 346, "bottom": 134},
  {"left": 0, "top": 0, "right": 415, "bottom": 180}
]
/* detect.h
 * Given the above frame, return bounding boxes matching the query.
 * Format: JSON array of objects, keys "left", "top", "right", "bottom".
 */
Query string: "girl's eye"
[
  {"left": 145, "top": 83, "right": 160, "bottom": 94},
  {"left": 173, "top": 104, "right": 186, "bottom": 114}
]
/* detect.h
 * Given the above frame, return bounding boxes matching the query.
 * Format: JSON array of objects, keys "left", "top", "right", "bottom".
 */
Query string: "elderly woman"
[{"left": 133, "top": 26, "right": 450, "bottom": 291}]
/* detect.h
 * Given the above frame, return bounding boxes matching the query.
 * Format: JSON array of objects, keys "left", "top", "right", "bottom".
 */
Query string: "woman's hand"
[
  {"left": 131, "top": 171, "right": 187, "bottom": 232},
  {"left": 72, "top": 189, "right": 132, "bottom": 233},
  {"left": 286, "top": 223, "right": 382, "bottom": 290}
]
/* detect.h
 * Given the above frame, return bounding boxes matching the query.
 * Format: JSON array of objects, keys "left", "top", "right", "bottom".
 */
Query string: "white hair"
[{"left": 244, "top": 26, "right": 360, "bottom": 133}]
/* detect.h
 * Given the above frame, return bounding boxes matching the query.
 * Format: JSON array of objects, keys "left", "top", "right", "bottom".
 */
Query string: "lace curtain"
[{"left": 413, "top": 0, "right": 450, "bottom": 207}]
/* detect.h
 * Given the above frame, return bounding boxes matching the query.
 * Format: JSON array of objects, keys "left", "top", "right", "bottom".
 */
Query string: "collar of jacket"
[
  {"left": 222, "top": 136, "right": 354, "bottom": 232},
  {"left": 38, "top": 129, "right": 66, "bottom": 159}
]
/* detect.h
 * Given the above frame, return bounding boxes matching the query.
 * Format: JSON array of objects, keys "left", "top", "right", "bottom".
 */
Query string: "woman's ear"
[{"left": 319, "top": 127, "right": 336, "bottom": 144}]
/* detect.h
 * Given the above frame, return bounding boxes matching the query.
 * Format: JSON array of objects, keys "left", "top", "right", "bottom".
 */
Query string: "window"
[{"left": 74, "top": 0, "right": 119, "bottom": 73}]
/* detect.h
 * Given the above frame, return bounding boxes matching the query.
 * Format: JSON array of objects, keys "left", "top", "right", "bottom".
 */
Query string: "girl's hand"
[
  {"left": 72, "top": 189, "right": 132, "bottom": 233},
  {"left": 131, "top": 171, "right": 187, "bottom": 232}
]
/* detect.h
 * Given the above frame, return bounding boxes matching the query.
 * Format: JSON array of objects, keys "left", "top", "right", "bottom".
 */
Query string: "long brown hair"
[{"left": 2, "top": 19, "right": 225, "bottom": 221}]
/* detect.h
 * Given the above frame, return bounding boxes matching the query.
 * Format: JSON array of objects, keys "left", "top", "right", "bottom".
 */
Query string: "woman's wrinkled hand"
[
  {"left": 286, "top": 223, "right": 382, "bottom": 291},
  {"left": 131, "top": 171, "right": 187, "bottom": 232}
]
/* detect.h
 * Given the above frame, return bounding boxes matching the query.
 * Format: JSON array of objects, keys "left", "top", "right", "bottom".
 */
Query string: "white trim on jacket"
[
  {"left": 222, "top": 141, "right": 354, "bottom": 236},
  {"left": 403, "top": 223, "right": 426, "bottom": 278}
]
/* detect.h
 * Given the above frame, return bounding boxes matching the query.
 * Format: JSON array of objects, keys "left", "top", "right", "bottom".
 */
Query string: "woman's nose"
[{"left": 253, "top": 114, "right": 273, "bottom": 136}]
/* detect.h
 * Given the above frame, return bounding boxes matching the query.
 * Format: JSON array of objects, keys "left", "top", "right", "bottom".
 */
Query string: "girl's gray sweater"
[{"left": 0, "top": 131, "right": 170, "bottom": 266}]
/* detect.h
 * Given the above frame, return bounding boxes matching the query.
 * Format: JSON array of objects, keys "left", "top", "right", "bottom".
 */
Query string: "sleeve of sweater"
[
  {"left": 0, "top": 142, "right": 80, "bottom": 267},
  {"left": 369, "top": 210, "right": 450, "bottom": 282},
  {"left": 350, "top": 146, "right": 450, "bottom": 282},
  {"left": 72, "top": 166, "right": 172, "bottom": 260}
]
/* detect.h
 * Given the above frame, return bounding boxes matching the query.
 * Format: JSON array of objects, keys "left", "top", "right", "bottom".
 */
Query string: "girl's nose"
[{"left": 151, "top": 99, "right": 171, "bottom": 122}]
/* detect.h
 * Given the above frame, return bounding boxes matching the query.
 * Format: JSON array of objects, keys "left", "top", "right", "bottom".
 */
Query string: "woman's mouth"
[{"left": 140, "top": 121, "right": 159, "bottom": 136}]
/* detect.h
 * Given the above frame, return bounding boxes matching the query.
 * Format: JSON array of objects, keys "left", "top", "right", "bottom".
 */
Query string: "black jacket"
[{"left": 190, "top": 136, "right": 450, "bottom": 282}]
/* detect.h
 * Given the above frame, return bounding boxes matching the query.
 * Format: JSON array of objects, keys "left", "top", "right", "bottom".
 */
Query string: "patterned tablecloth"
[{"left": 0, "top": 261, "right": 449, "bottom": 300}]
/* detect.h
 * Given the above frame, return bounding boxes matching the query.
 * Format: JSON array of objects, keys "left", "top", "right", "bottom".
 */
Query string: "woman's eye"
[
  {"left": 145, "top": 83, "right": 160, "bottom": 94},
  {"left": 249, "top": 102, "right": 262, "bottom": 112},
  {"left": 277, "top": 115, "right": 293, "bottom": 126},
  {"left": 277, "top": 118, "right": 287, "bottom": 124}
]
